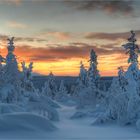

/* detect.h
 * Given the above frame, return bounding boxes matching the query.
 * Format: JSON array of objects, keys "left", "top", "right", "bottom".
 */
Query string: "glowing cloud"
[{"left": 6, "top": 21, "right": 28, "bottom": 29}]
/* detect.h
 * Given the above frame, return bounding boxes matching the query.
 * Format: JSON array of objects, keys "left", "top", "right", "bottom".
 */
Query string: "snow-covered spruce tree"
[
  {"left": 73, "top": 61, "right": 87, "bottom": 97},
  {"left": 72, "top": 61, "right": 88, "bottom": 108},
  {"left": 55, "top": 80, "right": 68, "bottom": 102},
  {"left": 20, "top": 61, "right": 39, "bottom": 104},
  {"left": 123, "top": 31, "right": 140, "bottom": 125},
  {"left": 85, "top": 70, "right": 97, "bottom": 106},
  {"left": 102, "top": 66, "right": 129, "bottom": 124},
  {"left": 93, "top": 31, "right": 140, "bottom": 126},
  {"left": 0, "top": 55, "right": 6, "bottom": 86},
  {"left": 108, "top": 66, "right": 128, "bottom": 97},
  {"left": 21, "top": 61, "right": 36, "bottom": 92},
  {"left": 42, "top": 72, "right": 58, "bottom": 99},
  {"left": 4, "top": 37, "right": 20, "bottom": 84},
  {"left": 79, "top": 61, "right": 87, "bottom": 86},
  {"left": 123, "top": 30, "right": 140, "bottom": 81},
  {"left": 88, "top": 49, "right": 100, "bottom": 87},
  {"left": 0, "top": 37, "right": 22, "bottom": 103},
  {"left": 86, "top": 49, "right": 101, "bottom": 104},
  {"left": 0, "top": 37, "right": 34, "bottom": 104},
  {"left": 74, "top": 49, "right": 101, "bottom": 108},
  {"left": 118, "top": 67, "right": 128, "bottom": 92},
  {"left": 123, "top": 31, "right": 139, "bottom": 64}
]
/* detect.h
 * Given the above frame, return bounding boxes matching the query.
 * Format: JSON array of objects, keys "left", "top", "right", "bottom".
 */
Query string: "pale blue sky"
[{"left": 0, "top": 0, "right": 140, "bottom": 37}]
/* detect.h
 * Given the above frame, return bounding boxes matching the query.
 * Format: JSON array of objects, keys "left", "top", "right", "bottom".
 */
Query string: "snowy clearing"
[{"left": 0, "top": 104, "right": 140, "bottom": 140}]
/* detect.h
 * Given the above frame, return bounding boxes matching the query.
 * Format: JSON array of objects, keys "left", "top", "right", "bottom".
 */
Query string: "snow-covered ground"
[{"left": 0, "top": 103, "right": 140, "bottom": 140}]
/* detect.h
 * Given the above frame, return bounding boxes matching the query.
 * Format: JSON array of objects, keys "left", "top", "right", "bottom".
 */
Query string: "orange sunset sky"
[{"left": 0, "top": 0, "right": 140, "bottom": 76}]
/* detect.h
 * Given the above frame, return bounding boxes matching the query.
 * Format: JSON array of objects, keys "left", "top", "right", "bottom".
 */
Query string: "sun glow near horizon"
[
  {"left": 0, "top": 0, "right": 140, "bottom": 76},
  {"left": 18, "top": 53, "right": 131, "bottom": 77},
  {"left": 0, "top": 39, "right": 136, "bottom": 77}
]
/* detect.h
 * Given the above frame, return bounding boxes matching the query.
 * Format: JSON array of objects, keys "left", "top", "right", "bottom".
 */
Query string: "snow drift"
[
  {"left": 0, "top": 103, "right": 25, "bottom": 114},
  {"left": 0, "top": 113, "right": 57, "bottom": 132}
]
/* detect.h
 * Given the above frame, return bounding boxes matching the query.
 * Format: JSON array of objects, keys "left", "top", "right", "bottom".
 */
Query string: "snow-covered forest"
[{"left": 1, "top": 31, "right": 140, "bottom": 139}]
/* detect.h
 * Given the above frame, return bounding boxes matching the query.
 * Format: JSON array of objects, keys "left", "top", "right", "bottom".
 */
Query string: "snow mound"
[
  {"left": 136, "top": 119, "right": 140, "bottom": 130},
  {"left": 40, "top": 95, "right": 60, "bottom": 108},
  {"left": 70, "top": 111, "right": 86, "bottom": 119},
  {"left": 0, "top": 113, "right": 57, "bottom": 132},
  {"left": 0, "top": 103, "right": 25, "bottom": 114},
  {"left": 27, "top": 100, "right": 59, "bottom": 121},
  {"left": 61, "top": 99, "right": 77, "bottom": 106},
  {"left": 92, "top": 115, "right": 111, "bottom": 125}
]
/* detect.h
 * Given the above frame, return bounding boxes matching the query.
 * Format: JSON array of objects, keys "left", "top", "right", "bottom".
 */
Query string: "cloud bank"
[{"left": 65, "top": 0, "right": 134, "bottom": 16}]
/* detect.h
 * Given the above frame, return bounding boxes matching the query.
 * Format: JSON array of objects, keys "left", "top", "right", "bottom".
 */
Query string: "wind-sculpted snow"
[
  {"left": 0, "top": 113, "right": 57, "bottom": 132},
  {"left": 0, "top": 103, "right": 25, "bottom": 114},
  {"left": 70, "top": 111, "right": 87, "bottom": 119},
  {"left": 0, "top": 104, "right": 140, "bottom": 140},
  {"left": 27, "top": 96, "right": 60, "bottom": 121}
]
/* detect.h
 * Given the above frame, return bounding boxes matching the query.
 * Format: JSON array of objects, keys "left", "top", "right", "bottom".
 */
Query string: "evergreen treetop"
[{"left": 122, "top": 30, "right": 140, "bottom": 64}]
